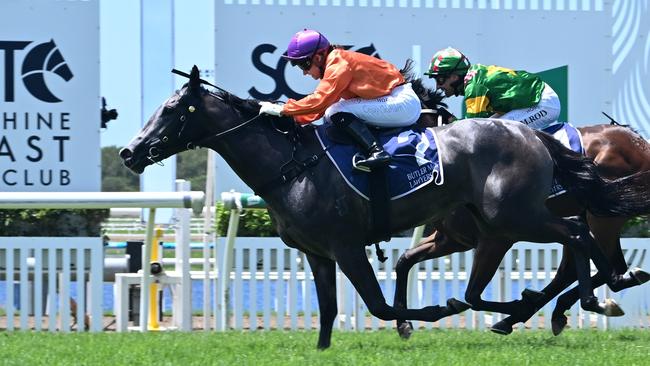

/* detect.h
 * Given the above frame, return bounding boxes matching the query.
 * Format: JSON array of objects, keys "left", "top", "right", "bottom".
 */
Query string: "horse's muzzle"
[
  {"left": 119, "top": 147, "right": 145, "bottom": 174},
  {"left": 119, "top": 147, "right": 132, "bottom": 160}
]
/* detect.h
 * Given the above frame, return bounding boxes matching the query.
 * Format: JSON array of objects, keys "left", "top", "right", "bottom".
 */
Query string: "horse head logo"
[{"left": 21, "top": 39, "right": 74, "bottom": 103}]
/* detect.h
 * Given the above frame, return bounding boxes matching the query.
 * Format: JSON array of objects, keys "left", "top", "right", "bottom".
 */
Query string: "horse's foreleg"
[
  {"left": 393, "top": 230, "right": 471, "bottom": 339},
  {"left": 335, "top": 246, "right": 463, "bottom": 323},
  {"left": 305, "top": 253, "right": 337, "bottom": 350}
]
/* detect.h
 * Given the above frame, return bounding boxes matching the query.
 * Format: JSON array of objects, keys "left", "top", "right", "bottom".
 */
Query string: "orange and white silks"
[{"left": 282, "top": 49, "right": 418, "bottom": 126}]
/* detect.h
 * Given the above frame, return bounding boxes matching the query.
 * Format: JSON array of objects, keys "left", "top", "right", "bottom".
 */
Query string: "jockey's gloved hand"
[{"left": 259, "top": 101, "right": 283, "bottom": 116}]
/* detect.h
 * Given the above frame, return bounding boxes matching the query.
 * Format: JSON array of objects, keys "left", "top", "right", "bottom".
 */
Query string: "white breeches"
[
  {"left": 499, "top": 83, "right": 561, "bottom": 130},
  {"left": 324, "top": 83, "right": 422, "bottom": 128}
]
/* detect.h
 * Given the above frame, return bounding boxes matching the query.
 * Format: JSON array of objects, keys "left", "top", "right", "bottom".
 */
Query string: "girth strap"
[
  {"left": 254, "top": 153, "right": 325, "bottom": 196},
  {"left": 367, "top": 166, "right": 391, "bottom": 261}
]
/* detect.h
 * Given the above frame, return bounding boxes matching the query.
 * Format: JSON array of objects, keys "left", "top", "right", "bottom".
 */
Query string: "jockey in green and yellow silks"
[{"left": 425, "top": 47, "right": 561, "bottom": 130}]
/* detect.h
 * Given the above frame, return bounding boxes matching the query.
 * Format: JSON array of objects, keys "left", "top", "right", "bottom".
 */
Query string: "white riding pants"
[
  {"left": 324, "top": 83, "right": 422, "bottom": 128},
  {"left": 499, "top": 83, "right": 561, "bottom": 130}
]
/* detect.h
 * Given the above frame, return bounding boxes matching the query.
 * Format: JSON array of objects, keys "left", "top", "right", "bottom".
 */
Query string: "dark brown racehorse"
[
  {"left": 121, "top": 66, "right": 650, "bottom": 349},
  {"left": 394, "top": 78, "right": 650, "bottom": 337}
]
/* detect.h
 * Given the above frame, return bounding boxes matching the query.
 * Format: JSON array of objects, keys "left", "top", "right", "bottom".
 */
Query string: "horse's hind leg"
[
  {"left": 587, "top": 214, "right": 650, "bottom": 291},
  {"left": 495, "top": 215, "right": 650, "bottom": 336},
  {"left": 305, "top": 253, "right": 338, "bottom": 350},
  {"left": 543, "top": 217, "right": 624, "bottom": 316},
  {"left": 479, "top": 215, "right": 619, "bottom": 322},
  {"left": 463, "top": 238, "right": 522, "bottom": 315},
  {"left": 551, "top": 215, "right": 649, "bottom": 336},
  {"left": 491, "top": 246, "right": 578, "bottom": 335},
  {"left": 393, "top": 230, "right": 472, "bottom": 339},
  {"left": 334, "top": 245, "right": 462, "bottom": 323}
]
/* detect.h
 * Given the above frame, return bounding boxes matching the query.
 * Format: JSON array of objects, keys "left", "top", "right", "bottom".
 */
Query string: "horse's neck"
[{"left": 209, "top": 123, "right": 301, "bottom": 194}]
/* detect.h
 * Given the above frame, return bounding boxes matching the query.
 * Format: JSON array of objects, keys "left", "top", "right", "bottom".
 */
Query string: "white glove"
[{"left": 259, "top": 101, "right": 284, "bottom": 116}]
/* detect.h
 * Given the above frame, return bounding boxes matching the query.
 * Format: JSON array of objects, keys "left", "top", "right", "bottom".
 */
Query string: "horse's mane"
[
  {"left": 601, "top": 111, "right": 641, "bottom": 135},
  {"left": 211, "top": 87, "right": 298, "bottom": 133},
  {"left": 213, "top": 88, "right": 260, "bottom": 114},
  {"left": 399, "top": 59, "right": 447, "bottom": 110}
]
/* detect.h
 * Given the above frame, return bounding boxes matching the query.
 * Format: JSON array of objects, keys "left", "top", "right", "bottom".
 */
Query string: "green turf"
[{"left": 0, "top": 329, "right": 649, "bottom": 365}]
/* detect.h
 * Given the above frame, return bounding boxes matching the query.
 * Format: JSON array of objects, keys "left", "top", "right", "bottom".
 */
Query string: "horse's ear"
[{"left": 189, "top": 65, "right": 200, "bottom": 89}]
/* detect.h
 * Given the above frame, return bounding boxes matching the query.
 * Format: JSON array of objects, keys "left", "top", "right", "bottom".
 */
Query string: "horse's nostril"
[{"left": 119, "top": 148, "right": 133, "bottom": 159}]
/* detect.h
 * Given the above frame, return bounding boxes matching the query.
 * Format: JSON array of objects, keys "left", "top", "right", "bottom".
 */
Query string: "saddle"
[
  {"left": 324, "top": 123, "right": 402, "bottom": 146},
  {"left": 324, "top": 123, "right": 395, "bottom": 246},
  {"left": 316, "top": 122, "right": 445, "bottom": 248}
]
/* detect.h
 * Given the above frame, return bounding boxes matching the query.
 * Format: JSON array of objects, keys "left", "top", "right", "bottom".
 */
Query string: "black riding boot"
[{"left": 331, "top": 112, "right": 390, "bottom": 171}]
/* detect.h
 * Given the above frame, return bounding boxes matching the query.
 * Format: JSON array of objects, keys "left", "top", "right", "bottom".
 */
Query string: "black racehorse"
[
  {"left": 394, "top": 78, "right": 650, "bottom": 337},
  {"left": 120, "top": 66, "right": 650, "bottom": 349}
]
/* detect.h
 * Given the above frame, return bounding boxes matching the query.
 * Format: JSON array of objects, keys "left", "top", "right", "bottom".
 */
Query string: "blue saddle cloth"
[
  {"left": 543, "top": 123, "right": 584, "bottom": 197},
  {"left": 315, "top": 124, "right": 444, "bottom": 200}
]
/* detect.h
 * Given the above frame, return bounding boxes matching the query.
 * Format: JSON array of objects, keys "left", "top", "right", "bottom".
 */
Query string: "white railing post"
[
  {"left": 175, "top": 180, "right": 192, "bottom": 331},
  {"left": 202, "top": 150, "right": 217, "bottom": 330},
  {"left": 215, "top": 192, "right": 242, "bottom": 331}
]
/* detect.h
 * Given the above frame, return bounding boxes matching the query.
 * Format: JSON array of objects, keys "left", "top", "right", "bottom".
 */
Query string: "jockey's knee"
[{"left": 329, "top": 112, "right": 358, "bottom": 128}]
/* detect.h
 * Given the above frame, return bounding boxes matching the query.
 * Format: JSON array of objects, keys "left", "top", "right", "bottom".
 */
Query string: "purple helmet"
[{"left": 282, "top": 29, "right": 330, "bottom": 61}]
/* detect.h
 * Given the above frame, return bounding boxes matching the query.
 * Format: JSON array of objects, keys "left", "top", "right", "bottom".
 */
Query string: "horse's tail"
[{"left": 534, "top": 129, "right": 650, "bottom": 217}]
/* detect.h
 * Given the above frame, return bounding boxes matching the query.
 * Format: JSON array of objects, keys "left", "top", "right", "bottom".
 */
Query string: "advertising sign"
[
  {"left": 214, "top": 0, "right": 612, "bottom": 192},
  {"left": 215, "top": 1, "right": 611, "bottom": 123},
  {"left": 1, "top": 0, "right": 100, "bottom": 191}
]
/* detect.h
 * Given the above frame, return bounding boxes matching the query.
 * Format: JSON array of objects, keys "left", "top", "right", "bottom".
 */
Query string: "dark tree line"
[{"left": 101, "top": 146, "right": 208, "bottom": 192}]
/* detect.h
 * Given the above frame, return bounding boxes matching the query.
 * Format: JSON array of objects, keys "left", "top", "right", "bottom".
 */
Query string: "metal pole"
[
  {"left": 0, "top": 191, "right": 204, "bottom": 211},
  {"left": 139, "top": 207, "right": 156, "bottom": 331},
  {"left": 148, "top": 228, "right": 163, "bottom": 331}
]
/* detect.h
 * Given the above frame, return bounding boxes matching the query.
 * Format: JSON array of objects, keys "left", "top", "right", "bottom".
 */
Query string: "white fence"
[
  {"left": 0, "top": 238, "right": 103, "bottom": 332},
  {"left": 0, "top": 188, "right": 205, "bottom": 332},
  {"left": 212, "top": 237, "right": 650, "bottom": 331}
]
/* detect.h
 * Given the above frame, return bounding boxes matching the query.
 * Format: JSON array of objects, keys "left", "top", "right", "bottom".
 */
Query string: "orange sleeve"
[
  {"left": 292, "top": 112, "right": 322, "bottom": 125},
  {"left": 282, "top": 52, "right": 353, "bottom": 124}
]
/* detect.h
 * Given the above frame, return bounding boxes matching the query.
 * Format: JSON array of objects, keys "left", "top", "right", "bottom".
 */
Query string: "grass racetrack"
[{"left": 1, "top": 329, "right": 649, "bottom": 365}]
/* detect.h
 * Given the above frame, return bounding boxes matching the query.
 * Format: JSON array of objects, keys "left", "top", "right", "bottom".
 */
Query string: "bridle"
[
  {"left": 146, "top": 69, "right": 268, "bottom": 165},
  {"left": 172, "top": 68, "right": 267, "bottom": 138},
  {"left": 170, "top": 68, "right": 325, "bottom": 194}
]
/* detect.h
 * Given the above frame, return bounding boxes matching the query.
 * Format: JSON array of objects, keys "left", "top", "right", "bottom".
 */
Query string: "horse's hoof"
[
  {"left": 397, "top": 321, "right": 413, "bottom": 340},
  {"left": 551, "top": 315, "right": 567, "bottom": 336},
  {"left": 490, "top": 320, "right": 514, "bottom": 335},
  {"left": 447, "top": 298, "right": 471, "bottom": 313},
  {"left": 521, "top": 288, "right": 545, "bottom": 304},
  {"left": 631, "top": 267, "right": 650, "bottom": 285},
  {"left": 603, "top": 298, "right": 625, "bottom": 317}
]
